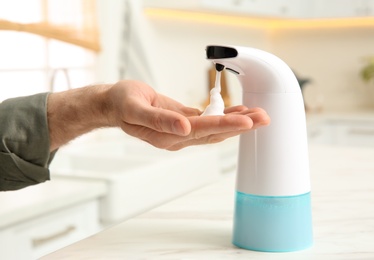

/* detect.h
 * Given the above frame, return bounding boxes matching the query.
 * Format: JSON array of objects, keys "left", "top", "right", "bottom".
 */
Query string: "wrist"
[
  {"left": 92, "top": 84, "right": 117, "bottom": 128},
  {"left": 47, "top": 84, "right": 115, "bottom": 150}
]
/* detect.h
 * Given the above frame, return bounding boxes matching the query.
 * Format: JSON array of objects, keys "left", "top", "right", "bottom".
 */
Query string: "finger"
[
  {"left": 188, "top": 114, "right": 254, "bottom": 140},
  {"left": 167, "top": 108, "right": 270, "bottom": 151},
  {"left": 224, "top": 105, "right": 249, "bottom": 114},
  {"left": 239, "top": 107, "right": 271, "bottom": 129},
  {"left": 120, "top": 114, "right": 253, "bottom": 150},
  {"left": 156, "top": 94, "right": 202, "bottom": 117},
  {"left": 120, "top": 121, "right": 182, "bottom": 149},
  {"left": 167, "top": 129, "right": 250, "bottom": 151},
  {"left": 126, "top": 105, "right": 191, "bottom": 136},
  {"left": 168, "top": 110, "right": 269, "bottom": 150},
  {"left": 180, "top": 106, "right": 203, "bottom": 117},
  {"left": 120, "top": 109, "right": 268, "bottom": 150}
]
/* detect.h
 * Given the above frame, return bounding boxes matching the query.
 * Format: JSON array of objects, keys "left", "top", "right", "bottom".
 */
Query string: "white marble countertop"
[
  {"left": 0, "top": 176, "right": 106, "bottom": 229},
  {"left": 42, "top": 144, "right": 374, "bottom": 259}
]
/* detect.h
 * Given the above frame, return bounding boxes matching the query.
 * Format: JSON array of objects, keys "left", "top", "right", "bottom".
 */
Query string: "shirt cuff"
[{"left": 0, "top": 93, "right": 56, "bottom": 191}]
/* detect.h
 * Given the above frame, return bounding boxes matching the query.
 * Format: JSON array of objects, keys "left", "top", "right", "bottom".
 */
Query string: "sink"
[{"left": 51, "top": 133, "right": 221, "bottom": 225}]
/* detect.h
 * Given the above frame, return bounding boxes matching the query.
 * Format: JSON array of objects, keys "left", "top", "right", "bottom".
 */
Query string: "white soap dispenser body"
[{"left": 206, "top": 45, "right": 313, "bottom": 252}]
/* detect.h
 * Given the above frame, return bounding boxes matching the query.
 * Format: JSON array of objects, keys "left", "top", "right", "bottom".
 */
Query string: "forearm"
[{"left": 47, "top": 84, "right": 116, "bottom": 151}]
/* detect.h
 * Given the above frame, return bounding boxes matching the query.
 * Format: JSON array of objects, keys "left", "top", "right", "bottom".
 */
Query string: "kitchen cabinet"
[
  {"left": 199, "top": 0, "right": 308, "bottom": 18},
  {"left": 368, "top": 0, "right": 374, "bottom": 15},
  {"left": 0, "top": 177, "right": 106, "bottom": 259},
  {"left": 0, "top": 201, "right": 99, "bottom": 259},
  {"left": 307, "top": 122, "right": 334, "bottom": 145},
  {"left": 308, "top": 116, "right": 374, "bottom": 147},
  {"left": 334, "top": 121, "right": 374, "bottom": 147},
  {"left": 143, "top": 0, "right": 374, "bottom": 19},
  {"left": 51, "top": 138, "right": 221, "bottom": 225},
  {"left": 312, "top": 0, "right": 374, "bottom": 18},
  {"left": 143, "top": 0, "right": 308, "bottom": 18}
]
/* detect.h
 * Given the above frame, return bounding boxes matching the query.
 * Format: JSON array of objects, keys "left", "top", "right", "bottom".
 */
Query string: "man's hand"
[{"left": 48, "top": 80, "right": 270, "bottom": 151}]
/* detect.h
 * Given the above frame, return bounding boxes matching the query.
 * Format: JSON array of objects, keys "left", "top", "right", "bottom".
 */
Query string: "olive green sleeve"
[{"left": 0, "top": 93, "right": 57, "bottom": 191}]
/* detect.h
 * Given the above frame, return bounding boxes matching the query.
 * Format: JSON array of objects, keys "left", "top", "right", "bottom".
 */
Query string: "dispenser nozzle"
[{"left": 215, "top": 63, "right": 225, "bottom": 72}]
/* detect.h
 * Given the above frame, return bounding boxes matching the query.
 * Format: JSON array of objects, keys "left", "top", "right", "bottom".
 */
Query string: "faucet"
[
  {"left": 206, "top": 45, "right": 313, "bottom": 252},
  {"left": 49, "top": 68, "right": 72, "bottom": 92}
]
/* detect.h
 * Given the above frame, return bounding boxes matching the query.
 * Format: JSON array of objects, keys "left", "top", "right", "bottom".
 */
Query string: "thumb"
[{"left": 130, "top": 106, "right": 191, "bottom": 136}]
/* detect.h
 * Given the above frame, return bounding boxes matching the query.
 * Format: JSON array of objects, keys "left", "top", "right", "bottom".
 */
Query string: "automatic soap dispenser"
[{"left": 206, "top": 45, "right": 313, "bottom": 252}]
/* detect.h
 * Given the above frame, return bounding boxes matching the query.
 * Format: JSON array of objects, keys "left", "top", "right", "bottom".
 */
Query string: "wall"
[
  {"left": 142, "top": 17, "right": 270, "bottom": 108},
  {"left": 1, "top": 1, "right": 372, "bottom": 113},
  {"left": 95, "top": 0, "right": 270, "bottom": 108},
  {"left": 96, "top": 0, "right": 125, "bottom": 84},
  {"left": 96, "top": 0, "right": 374, "bottom": 113},
  {"left": 270, "top": 27, "right": 374, "bottom": 112}
]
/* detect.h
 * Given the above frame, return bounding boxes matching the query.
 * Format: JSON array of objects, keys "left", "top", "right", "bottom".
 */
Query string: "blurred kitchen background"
[{"left": 1, "top": 0, "right": 374, "bottom": 259}]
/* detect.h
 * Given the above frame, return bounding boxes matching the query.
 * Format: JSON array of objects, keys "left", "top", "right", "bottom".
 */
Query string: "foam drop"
[{"left": 201, "top": 70, "right": 225, "bottom": 116}]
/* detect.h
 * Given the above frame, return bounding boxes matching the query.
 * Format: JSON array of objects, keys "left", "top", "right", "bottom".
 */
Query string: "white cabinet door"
[
  {"left": 282, "top": 0, "right": 312, "bottom": 18},
  {"left": 0, "top": 200, "right": 100, "bottom": 259},
  {"left": 312, "top": 0, "right": 368, "bottom": 18},
  {"left": 308, "top": 123, "right": 335, "bottom": 145},
  {"left": 366, "top": 0, "right": 374, "bottom": 16},
  {"left": 335, "top": 122, "right": 374, "bottom": 147},
  {"left": 143, "top": 0, "right": 374, "bottom": 18},
  {"left": 308, "top": 119, "right": 374, "bottom": 147},
  {"left": 144, "top": 0, "right": 300, "bottom": 18},
  {"left": 201, "top": 0, "right": 291, "bottom": 17}
]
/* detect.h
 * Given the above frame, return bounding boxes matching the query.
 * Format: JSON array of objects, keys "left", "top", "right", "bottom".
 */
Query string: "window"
[{"left": 0, "top": 0, "right": 99, "bottom": 102}]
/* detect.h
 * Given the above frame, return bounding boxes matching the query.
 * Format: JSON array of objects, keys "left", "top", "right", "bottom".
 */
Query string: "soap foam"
[{"left": 201, "top": 70, "right": 225, "bottom": 116}]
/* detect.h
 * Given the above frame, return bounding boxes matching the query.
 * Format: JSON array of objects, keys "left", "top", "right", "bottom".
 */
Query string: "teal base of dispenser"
[{"left": 233, "top": 191, "right": 313, "bottom": 252}]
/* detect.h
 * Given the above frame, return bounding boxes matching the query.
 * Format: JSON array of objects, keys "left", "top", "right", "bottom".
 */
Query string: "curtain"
[{"left": 0, "top": 0, "right": 100, "bottom": 52}]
